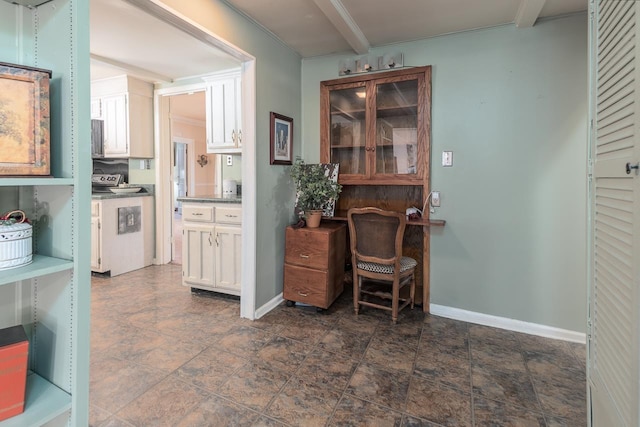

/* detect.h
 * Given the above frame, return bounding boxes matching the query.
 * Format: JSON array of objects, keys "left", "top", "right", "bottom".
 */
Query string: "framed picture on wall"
[{"left": 270, "top": 112, "right": 293, "bottom": 165}]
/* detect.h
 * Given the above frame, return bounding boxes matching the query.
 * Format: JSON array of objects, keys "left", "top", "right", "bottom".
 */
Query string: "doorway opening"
[{"left": 171, "top": 136, "right": 196, "bottom": 264}]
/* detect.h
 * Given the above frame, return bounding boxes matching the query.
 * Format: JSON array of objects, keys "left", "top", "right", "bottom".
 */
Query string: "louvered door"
[{"left": 589, "top": 1, "right": 640, "bottom": 425}]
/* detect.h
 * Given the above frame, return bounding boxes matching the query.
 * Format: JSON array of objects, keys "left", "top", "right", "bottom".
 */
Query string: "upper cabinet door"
[
  {"left": 372, "top": 74, "right": 423, "bottom": 180},
  {"left": 205, "top": 72, "right": 242, "bottom": 153},
  {"left": 321, "top": 67, "right": 431, "bottom": 185},
  {"left": 102, "top": 94, "right": 129, "bottom": 157},
  {"left": 326, "top": 83, "right": 367, "bottom": 181}
]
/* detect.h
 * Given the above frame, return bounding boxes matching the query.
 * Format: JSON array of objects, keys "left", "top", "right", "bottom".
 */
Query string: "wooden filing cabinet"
[{"left": 283, "top": 222, "right": 346, "bottom": 309}]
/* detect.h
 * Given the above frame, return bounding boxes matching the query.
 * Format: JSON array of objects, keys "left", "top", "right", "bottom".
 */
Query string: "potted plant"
[{"left": 290, "top": 158, "right": 342, "bottom": 228}]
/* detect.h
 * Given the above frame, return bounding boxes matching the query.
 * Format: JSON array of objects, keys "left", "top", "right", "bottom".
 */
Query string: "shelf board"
[
  {"left": 0, "top": 255, "right": 73, "bottom": 286},
  {"left": 0, "top": 177, "right": 73, "bottom": 187},
  {"left": 0, "top": 372, "right": 71, "bottom": 427}
]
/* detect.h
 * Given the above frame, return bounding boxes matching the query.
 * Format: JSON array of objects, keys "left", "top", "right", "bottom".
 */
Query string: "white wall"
[{"left": 301, "top": 14, "right": 588, "bottom": 332}]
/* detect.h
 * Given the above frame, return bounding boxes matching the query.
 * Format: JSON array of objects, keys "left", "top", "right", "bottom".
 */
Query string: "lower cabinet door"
[
  {"left": 182, "top": 224, "right": 215, "bottom": 289},
  {"left": 90, "top": 216, "right": 101, "bottom": 271},
  {"left": 283, "top": 264, "right": 329, "bottom": 308},
  {"left": 215, "top": 225, "right": 241, "bottom": 293}
]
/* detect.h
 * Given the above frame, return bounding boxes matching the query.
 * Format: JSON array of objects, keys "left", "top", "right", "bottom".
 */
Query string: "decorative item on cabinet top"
[
  {"left": 0, "top": 62, "right": 52, "bottom": 176},
  {"left": 0, "top": 210, "right": 33, "bottom": 271}
]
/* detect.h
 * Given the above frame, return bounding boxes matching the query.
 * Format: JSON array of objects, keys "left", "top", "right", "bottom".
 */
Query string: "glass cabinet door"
[
  {"left": 374, "top": 78, "right": 419, "bottom": 177},
  {"left": 321, "top": 67, "right": 429, "bottom": 185},
  {"left": 328, "top": 85, "right": 367, "bottom": 176}
]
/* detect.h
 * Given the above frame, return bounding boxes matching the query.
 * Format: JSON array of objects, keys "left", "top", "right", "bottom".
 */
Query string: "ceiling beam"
[
  {"left": 514, "top": 0, "right": 547, "bottom": 28},
  {"left": 312, "top": 0, "right": 370, "bottom": 54},
  {"left": 90, "top": 53, "right": 173, "bottom": 83}
]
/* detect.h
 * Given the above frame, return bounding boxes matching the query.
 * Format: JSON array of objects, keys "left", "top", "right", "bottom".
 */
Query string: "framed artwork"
[
  {"left": 270, "top": 112, "right": 293, "bottom": 165},
  {"left": 0, "top": 62, "right": 52, "bottom": 176}
]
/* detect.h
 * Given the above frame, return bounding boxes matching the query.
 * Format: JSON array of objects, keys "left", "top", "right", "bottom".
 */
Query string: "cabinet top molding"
[{"left": 321, "top": 65, "right": 431, "bottom": 86}]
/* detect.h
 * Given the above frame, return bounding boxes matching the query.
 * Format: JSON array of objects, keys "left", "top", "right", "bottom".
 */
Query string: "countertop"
[
  {"left": 177, "top": 195, "right": 242, "bottom": 204},
  {"left": 92, "top": 191, "right": 153, "bottom": 200}
]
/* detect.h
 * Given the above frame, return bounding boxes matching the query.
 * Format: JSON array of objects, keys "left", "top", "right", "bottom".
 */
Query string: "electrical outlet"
[
  {"left": 442, "top": 151, "right": 453, "bottom": 167},
  {"left": 226, "top": 155, "right": 233, "bottom": 166},
  {"left": 431, "top": 191, "right": 441, "bottom": 207}
]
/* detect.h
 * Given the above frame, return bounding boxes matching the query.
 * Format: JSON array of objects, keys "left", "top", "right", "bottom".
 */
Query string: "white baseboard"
[
  {"left": 430, "top": 304, "right": 586, "bottom": 344},
  {"left": 254, "top": 292, "right": 284, "bottom": 319}
]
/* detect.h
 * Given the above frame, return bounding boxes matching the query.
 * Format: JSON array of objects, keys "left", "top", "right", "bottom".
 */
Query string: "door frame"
[{"left": 144, "top": 3, "right": 257, "bottom": 319}]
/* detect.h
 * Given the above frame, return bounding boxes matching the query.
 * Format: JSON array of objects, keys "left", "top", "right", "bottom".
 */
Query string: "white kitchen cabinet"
[
  {"left": 91, "top": 202, "right": 102, "bottom": 271},
  {"left": 204, "top": 70, "right": 242, "bottom": 154},
  {"left": 91, "top": 97, "right": 102, "bottom": 119},
  {"left": 181, "top": 201, "right": 241, "bottom": 295},
  {"left": 91, "top": 75, "right": 154, "bottom": 158},
  {"left": 101, "top": 94, "right": 129, "bottom": 156},
  {"left": 182, "top": 223, "right": 215, "bottom": 289},
  {"left": 91, "top": 196, "right": 154, "bottom": 276}
]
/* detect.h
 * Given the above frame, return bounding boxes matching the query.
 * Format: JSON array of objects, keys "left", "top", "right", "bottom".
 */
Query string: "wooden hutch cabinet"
[
  {"left": 320, "top": 66, "right": 440, "bottom": 311},
  {"left": 321, "top": 66, "right": 430, "bottom": 186}
]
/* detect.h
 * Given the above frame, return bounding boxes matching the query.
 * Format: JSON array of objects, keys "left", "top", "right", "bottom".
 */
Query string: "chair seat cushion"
[{"left": 357, "top": 256, "right": 417, "bottom": 274}]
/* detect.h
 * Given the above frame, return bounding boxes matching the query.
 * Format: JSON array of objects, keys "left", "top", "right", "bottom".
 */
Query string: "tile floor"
[{"left": 90, "top": 264, "right": 587, "bottom": 426}]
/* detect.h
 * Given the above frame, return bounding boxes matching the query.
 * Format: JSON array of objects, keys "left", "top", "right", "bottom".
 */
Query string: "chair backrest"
[{"left": 347, "top": 207, "right": 406, "bottom": 265}]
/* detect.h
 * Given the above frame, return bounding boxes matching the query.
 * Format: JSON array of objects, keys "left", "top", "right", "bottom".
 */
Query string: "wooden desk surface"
[{"left": 325, "top": 209, "right": 446, "bottom": 227}]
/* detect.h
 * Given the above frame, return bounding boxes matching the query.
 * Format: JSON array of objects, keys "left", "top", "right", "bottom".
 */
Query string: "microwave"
[{"left": 91, "top": 119, "right": 104, "bottom": 158}]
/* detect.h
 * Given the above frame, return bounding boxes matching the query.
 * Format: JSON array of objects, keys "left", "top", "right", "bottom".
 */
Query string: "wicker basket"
[{"left": 0, "top": 211, "right": 32, "bottom": 271}]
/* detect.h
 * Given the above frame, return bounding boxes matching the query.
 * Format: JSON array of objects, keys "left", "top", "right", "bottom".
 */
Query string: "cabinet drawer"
[
  {"left": 216, "top": 206, "right": 242, "bottom": 224},
  {"left": 285, "top": 228, "right": 329, "bottom": 270},
  {"left": 183, "top": 205, "right": 214, "bottom": 222},
  {"left": 283, "top": 264, "right": 329, "bottom": 308}
]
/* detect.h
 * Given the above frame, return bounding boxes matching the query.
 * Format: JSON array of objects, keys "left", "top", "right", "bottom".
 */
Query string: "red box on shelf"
[{"left": 0, "top": 325, "right": 29, "bottom": 422}]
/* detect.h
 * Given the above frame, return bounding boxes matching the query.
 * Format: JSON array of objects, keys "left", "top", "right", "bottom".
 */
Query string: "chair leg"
[
  {"left": 410, "top": 272, "right": 416, "bottom": 309},
  {"left": 353, "top": 271, "right": 360, "bottom": 315},
  {"left": 391, "top": 277, "right": 400, "bottom": 323}
]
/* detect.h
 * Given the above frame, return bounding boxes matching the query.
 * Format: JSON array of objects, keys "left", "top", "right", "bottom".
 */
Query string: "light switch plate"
[
  {"left": 226, "top": 155, "right": 233, "bottom": 166},
  {"left": 442, "top": 151, "right": 453, "bottom": 167}
]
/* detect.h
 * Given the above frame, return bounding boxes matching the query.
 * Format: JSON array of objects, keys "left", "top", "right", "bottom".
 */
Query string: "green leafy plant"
[{"left": 290, "top": 158, "right": 342, "bottom": 214}]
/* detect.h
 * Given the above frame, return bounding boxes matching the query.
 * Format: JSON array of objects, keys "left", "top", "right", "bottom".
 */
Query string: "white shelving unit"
[{"left": 0, "top": 0, "right": 90, "bottom": 426}]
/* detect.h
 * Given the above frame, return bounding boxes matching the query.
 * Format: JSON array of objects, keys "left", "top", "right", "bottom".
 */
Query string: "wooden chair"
[{"left": 347, "top": 207, "right": 417, "bottom": 323}]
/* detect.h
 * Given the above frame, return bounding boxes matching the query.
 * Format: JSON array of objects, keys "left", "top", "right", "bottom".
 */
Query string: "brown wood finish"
[
  {"left": 321, "top": 66, "right": 431, "bottom": 186},
  {"left": 347, "top": 207, "right": 417, "bottom": 323},
  {"left": 321, "top": 66, "right": 435, "bottom": 312},
  {"left": 283, "top": 223, "right": 346, "bottom": 309}
]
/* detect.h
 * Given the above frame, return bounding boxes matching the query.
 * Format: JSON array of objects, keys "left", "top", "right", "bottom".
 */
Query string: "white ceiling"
[
  {"left": 223, "top": 0, "right": 588, "bottom": 57},
  {"left": 90, "top": 0, "right": 241, "bottom": 83}
]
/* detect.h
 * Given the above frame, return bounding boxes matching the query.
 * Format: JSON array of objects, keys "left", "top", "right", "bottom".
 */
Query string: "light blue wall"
[
  {"left": 301, "top": 14, "right": 588, "bottom": 332},
  {"left": 160, "top": 0, "right": 301, "bottom": 308}
]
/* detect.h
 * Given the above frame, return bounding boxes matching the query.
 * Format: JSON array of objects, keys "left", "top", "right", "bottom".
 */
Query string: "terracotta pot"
[{"left": 305, "top": 210, "right": 323, "bottom": 228}]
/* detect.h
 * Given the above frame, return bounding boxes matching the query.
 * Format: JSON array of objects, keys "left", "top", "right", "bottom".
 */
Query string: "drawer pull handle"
[
  {"left": 298, "top": 291, "right": 308, "bottom": 297},
  {"left": 225, "top": 214, "right": 237, "bottom": 218},
  {"left": 193, "top": 213, "right": 203, "bottom": 216},
  {"left": 299, "top": 254, "right": 310, "bottom": 259}
]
